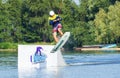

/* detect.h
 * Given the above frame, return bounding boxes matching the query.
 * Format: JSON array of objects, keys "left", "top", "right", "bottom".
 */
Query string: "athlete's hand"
[
  {"left": 56, "top": 18, "right": 60, "bottom": 21},
  {"left": 53, "top": 19, "right": 57, "bottom": 22},
  {"left": 53, "top": 18, "right": 60, "bottom": 22}
]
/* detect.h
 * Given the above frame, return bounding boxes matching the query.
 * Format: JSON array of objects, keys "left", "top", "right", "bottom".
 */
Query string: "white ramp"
[{"left": 18, "top": 45, "right": 66, "bottom": 69}]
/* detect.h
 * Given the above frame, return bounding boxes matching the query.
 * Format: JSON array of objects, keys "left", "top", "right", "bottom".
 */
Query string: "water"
[
  {"left": 0, "top": 51, "right": 18, "bottom": 78},
  {"left": 0, "top": 51, "right": 120, "bottom": 78}
]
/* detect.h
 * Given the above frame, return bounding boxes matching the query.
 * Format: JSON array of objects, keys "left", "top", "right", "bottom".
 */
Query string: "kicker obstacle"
[
  {"left": 18, "top": 32, "right": 70, "bottom": 69},
  {"left": 18, "top": 45, "right": 67, "bottom": 69}
]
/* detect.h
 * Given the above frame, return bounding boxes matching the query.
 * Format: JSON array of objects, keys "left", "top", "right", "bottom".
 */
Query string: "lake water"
[{"left": 0, "top": 50, "right": 120, "bottom": 78}]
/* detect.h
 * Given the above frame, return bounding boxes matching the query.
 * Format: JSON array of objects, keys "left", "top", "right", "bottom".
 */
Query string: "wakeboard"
[{"left": 50, "top": 32, "right": 70, "bottom": 53}]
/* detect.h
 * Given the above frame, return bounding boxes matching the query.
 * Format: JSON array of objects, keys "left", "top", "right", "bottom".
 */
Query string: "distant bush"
[{"left": 0, "top": 42, "right": 18, "bottom": 49}]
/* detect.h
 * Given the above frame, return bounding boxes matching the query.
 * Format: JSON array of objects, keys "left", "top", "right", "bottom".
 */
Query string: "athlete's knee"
[{"left": 58, "top": 28, "right": 62, "bottom": 31}]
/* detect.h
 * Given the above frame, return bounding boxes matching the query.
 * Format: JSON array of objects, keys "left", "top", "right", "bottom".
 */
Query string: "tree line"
[{"left": 0, "top": 0, "right": 120, "bottom": 47}]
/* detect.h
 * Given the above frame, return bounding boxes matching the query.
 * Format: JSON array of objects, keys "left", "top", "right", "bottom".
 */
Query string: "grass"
[
  {"left": 0, "top": 42, "right": 56, "bottom": 49},
  {"left": 0, "top": 42, "right": 18, "bottom": 49}
]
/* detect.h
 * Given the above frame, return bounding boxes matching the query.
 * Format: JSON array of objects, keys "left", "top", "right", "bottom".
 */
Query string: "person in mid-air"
[{"left": 48, "top": 10, "right": 63, "bottom": 43}]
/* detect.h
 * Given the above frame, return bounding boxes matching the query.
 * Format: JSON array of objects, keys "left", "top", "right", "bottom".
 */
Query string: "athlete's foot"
[
  {"left": 58, "top": 36, "right": 61, "bottom": 40},
  {"left": 60, "top": 47, "right": 64, "bottom": 52}
]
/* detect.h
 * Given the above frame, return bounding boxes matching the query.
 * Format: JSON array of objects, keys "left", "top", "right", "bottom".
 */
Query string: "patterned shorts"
[{"left": 52, "top": 24, "right": 62, "bottom": 33}]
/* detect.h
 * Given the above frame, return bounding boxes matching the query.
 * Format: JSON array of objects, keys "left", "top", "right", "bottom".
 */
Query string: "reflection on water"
[
  {"left": 1, "top": 51, "right": 120, "bottom": 78},
  {"left": 0, "top": 51, "right": 18, "bottom": 78}
]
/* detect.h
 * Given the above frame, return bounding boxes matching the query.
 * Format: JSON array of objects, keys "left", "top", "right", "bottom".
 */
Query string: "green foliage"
[
  {"left": 94, "top": 1, "right": 120, "bottom": 44},
  {"left": 0, "top": 0, "right": 22, "bottom": 42},
  {"left": 21, "top": 0, "right": 54, "bottom": 42},
  {"left": 0, "top": 42, "right": 17, "bottom": 49},
  {"left": 0, "top": 0, "right": 120, "bottom": 49}
]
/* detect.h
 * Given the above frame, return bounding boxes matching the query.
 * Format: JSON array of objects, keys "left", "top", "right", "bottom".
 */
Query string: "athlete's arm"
[
  {"left": 54, "top": 16, "right": 62, "bottom": 22},
  {"left": 49, "top": 20, "right": 54, "bottom": 25}
]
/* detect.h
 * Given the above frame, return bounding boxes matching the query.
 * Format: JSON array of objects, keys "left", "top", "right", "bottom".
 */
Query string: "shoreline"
[
  {"left": 1, "top": 48, "right": 120, "bottom": 52},
  {"left": 0, "top": 49, "right": 17, "bottom": 52},
  {"left": 74, "top": 47, "right": 120, "bottom": 51}
]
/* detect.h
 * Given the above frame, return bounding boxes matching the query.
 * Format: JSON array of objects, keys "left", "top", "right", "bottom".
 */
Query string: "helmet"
[{"left": 49, "top": 10, "right": 55, "bottom": 16}]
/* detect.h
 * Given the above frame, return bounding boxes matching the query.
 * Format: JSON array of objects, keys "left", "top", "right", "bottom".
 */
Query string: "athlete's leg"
[
  {"left": 57, "top": 24, "right": 63, "bottom": 36},
  {"left": 52, "top": 27, "right": 59, "bottom": 43},
  {"left": 53, "top": 32, "right": 59, "bottom": 43},
  {"left": 58, "top": 28, "right": 63, "bottom": 36}
]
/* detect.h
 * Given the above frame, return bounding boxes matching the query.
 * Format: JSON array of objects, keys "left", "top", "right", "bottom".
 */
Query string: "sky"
[{"left": 74, "top": 0, "right": 80, "bottom": 5}]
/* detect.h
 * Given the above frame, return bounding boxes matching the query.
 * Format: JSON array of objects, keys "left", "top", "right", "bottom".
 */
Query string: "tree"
[
  {"left": 94, "top": 1, "right": 120, "bottom": 44},
  {"left": 83, "top": 0, "right": 118, "bottom": 21},
  {"left": 107, "top": 1, "right": 120, "bottom": 43},
  {"left": 94, "top": 9, "right": 109, "bottom": 43},
  {"left": 0, "top": 0, "right": 22, "bottom": 42}
]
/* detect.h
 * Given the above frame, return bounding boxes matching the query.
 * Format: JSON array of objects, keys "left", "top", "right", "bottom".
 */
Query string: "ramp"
[{"left": 18, "top": 45, "right": 66, "bottom": 69}]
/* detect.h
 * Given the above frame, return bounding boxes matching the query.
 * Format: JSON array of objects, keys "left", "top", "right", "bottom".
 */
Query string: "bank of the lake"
[
  {"left": 0, "top": 42, "right": 53, "bottom": 52},
  {"left": 1, "top": 42, "right": 120, "bottom": 52},
  {"left": 74, "top": 48, "right": 120, "bottom": 51},
  {"left": 0, "top": 49, "right": 17, "bottom": 52}
]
